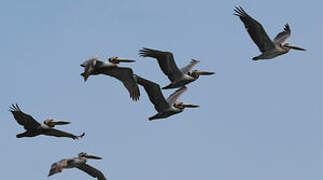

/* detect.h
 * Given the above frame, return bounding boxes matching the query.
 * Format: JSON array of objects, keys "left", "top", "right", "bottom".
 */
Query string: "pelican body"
[
  {"left": 234, "top": 6, "right": 306, "bottom": 60},
  {"left": 9, "top": 104, "right": 85, "bottom": 140},
  {"left": 134, "top": 75, "right": 199, "bottom": 120},
  {"left": 80, "top": 55, "right": 140, "bottom": 101},
  {"left": 139, "top": 48, "right": 215, "bottom": 89},
  {"left": 48, "top": 152, "right": 106, "bottom": 180}
]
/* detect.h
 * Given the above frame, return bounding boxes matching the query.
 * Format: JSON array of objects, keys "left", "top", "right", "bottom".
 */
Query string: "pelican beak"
[
  {"left": 109, "top": 56, "right": 136, "bottom": 63},
  {"left": 85, "top": 154, "right": 102, "bottom": 160},
  {"left": 51, "top": 120, "right": 70, "bottom": 125},
  {"left": 115, "top": 57, "right": 136, "bottom": 63},
  {"left": 182, "top": 103, "right": 200, "bottom": 108},
  {"left": 44, "top": 119, "right": 70, "bottom": 127},
  {"left": 285, "top": 44, "right": 306, "bottom": 51},
  {"left": 196, "top": 71, "right": 216, "bottom": 75}
]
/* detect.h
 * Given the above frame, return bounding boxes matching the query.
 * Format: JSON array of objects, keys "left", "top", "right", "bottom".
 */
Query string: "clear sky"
[{"left": 1, "top": 0, "right": 323, "bottom": 180}]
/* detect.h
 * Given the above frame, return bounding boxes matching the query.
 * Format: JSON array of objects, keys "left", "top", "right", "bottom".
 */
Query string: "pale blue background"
[{"left": 1, "top": 0, "right": 322, "bottom": 180}]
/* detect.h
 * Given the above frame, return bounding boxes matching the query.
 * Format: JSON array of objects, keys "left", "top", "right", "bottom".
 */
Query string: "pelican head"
[
  {"left": 190, "top": 70, "right": 216, "bottom": 79},
  {"left": 44, "top": 118, "right": 56, "bottom": 126},
  {"left": 283, "top": 43, "right": 306, "bottom": 51},
  {"left": 108, "top": 56, "right": 136, "bottom": 64},
  {"left": 78, "top": 152, "right": 102, "bottom": 160}
]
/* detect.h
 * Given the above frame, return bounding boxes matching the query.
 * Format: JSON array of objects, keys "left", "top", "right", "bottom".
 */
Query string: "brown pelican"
[
  {"left": 81, "top": 55, "right": 140, "bottom": 101},
  {"left": 134, "top": 75, "right": 199, "bottom": 120},
  {"left": 48, "top": 152, "right": 106, "bottom": 180},
  {"left": 139, "top": 48, "right": 215, "bottom": 89},
  {"left": 9, "top": 104, "right": 85, "bottom": 139},
  {"left": 234, "top": 6, "right": 306, "bottom": 60}
]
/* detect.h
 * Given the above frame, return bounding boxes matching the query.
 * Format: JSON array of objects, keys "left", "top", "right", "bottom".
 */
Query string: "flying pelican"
[
  {"left": 139, "top": 48, "right": 215, "bottom": 89},
  {"left": 80, "top": 55, "right": 140, "bottom": 101},
  {"left": 48, "top": 152, "right": 106, "bottom": 180},
  {"left": 134, "top": 75, "right": 199, "bottom": 120},
  {"left": 234, "top": 6, "right": 306, "bottom": 60},
  {"left": 9, "top": 104, "right": 85, "bottom": 139}
]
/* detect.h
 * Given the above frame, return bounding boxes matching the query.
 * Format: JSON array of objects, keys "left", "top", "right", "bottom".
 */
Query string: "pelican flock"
[{"left": 8, "top": 5, "right": 307, "bottom": 180}]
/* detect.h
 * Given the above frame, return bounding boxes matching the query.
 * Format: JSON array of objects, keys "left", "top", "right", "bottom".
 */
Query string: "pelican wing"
[
  {"left": 139, "top": 48, "right": 183, "bottom": 82},
  {"left": 273, "top": 24, "right": 291, "bottom": 44},
  {"left": 166, "top": 86, "right": 187, "bottom": 105},
  {"left": 99, "top": 67, "right": 140, "bottom": 101},
  {"left": 43, "top": 128, "right": 85, "bottom": 140},
  {"left": 181, "top": 59, "right": 200, "bottom": 74},
  {"left": 234, "top": 6, "right": 275, "bottom": 52},
  {"left": 135, "top": 75, "right": 170, "bottom": 112},
  {"left": 9, "top": 104, "right": 41, "bottom": 130},
  {"left": 77, "top": 163, "right": 107, "bottom": 180}
]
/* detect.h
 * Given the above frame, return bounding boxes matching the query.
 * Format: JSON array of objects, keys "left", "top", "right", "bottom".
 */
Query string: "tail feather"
[
  {"left": 16, "top": 133, "right": 25, "bottom": 138},
  {"left": 16, "top": 131, "right": 32, "bottom": 138},
  {"left": 48, "top": 162, "right": 63, "bottom": 176},
  {"left": 149, "top": 114, "right": 160, "bottom": 121},
  {"left": 80, "top": 73, "right": 89, "bottom": 82},
  {"left": 252, "top": 56, "right": 260, "bottom": 61}
]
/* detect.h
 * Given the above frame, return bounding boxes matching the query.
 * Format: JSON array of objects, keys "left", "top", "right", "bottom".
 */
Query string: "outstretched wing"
[
  {"left": 99, "top": 67, "right": 140, "bottom": 101},
  {"left": 9, "top": 104, "right": 41, "bottom": 130},
  {"left": 77, "top": 163, "right": 107, "bottom": 180},
  {"left": 139, "top": 48, "right": 183, "bottom": 82},
  {"left": 273, "top": 24, "right": 291, "bottom": 45},
  {"left": 234, "top": 6, "right": 275, "bottom": 52},
  {"left": 181, "top": 59, "right": 200, "bottom": 74},
  {"left": 166, "top": 86, "right": 187, "bottom": 105},
  {"left": 135, "top": 75, "right": 170, "bottom": 112},
  {"left": 43, "top": 128, "right": 85, "bottom": 140}
]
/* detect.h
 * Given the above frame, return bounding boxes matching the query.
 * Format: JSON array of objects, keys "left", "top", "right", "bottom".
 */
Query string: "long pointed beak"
[
  {"left": 115, "top": 57, "right": 136, "bottom": 63},
  {"left": 51, "top": 120, "right": 71, "bottom": 126},
  {"left": 44, "top": 119, "right": 71, "bottom": 127},
  {"left": 285, "top": 44, "right": 306, "bottom": 51},
  {"left": 85, "top": 154, "right": 102, "bottom": 160},
  {"left": 110, "top": 57, "right": 136, "bottom": 63},
  {"left": 182, "top": 103, "right": 200, "bottom": 108},
  {"left": 197, "top": 71, "right": 216, "bottom": 75}
]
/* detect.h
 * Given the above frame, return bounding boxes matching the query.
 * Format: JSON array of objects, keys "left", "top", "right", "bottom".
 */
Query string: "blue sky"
[{"left": 1, "top": 0, "right": 323, "bottom": 180}]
